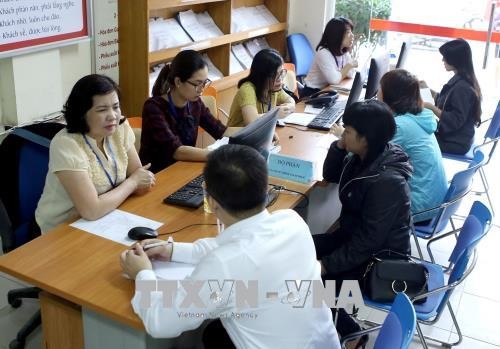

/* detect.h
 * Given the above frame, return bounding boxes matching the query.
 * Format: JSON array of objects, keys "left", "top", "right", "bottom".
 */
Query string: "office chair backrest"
[
  {"left": 365, "top": 53, "right": 390, "bottom": 100},
  {"left": 287, "top": 33, "right": 315, "bottom": 78},
  {"left": 433, "top": 150, "right": 485, "bottom": 233},
  {"left": 395, "top": 41, "right": 411, "bottom": 69},
  {"left": 484, "top": 100, "right": 500, "bottom": 140},
  {"left": 374, "top": 293, "right": 416, "bottom": 349},
  {"left": 0, "top": 123, "right": 64, "bottom": 251}
]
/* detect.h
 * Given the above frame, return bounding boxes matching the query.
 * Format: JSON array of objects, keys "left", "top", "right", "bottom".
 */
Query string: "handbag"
[{"left": 362, "top": 250, "right": 429, "bottom": 304}]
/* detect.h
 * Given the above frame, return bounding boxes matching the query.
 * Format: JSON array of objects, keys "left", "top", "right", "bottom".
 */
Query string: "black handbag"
[{"left": 362, "top": 251, "right": 429, "bottom": 304}]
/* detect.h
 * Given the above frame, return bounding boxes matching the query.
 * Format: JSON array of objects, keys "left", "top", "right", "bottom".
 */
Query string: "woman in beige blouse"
[{"left": 35, "top": 74, "right": 155, "bottom": 233}]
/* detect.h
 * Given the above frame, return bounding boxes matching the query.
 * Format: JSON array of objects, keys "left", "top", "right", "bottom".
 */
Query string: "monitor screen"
[
  {"left": 228, "top": 108, "right": 279, "bottom": 159},
  {"left": 364, "top": 53, "right": 389, "bottom": 100},
  {"left": 345, "top": 71, "right": 364, "bottom": 108}
]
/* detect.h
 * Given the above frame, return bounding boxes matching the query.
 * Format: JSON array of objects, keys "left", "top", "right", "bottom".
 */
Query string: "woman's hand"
[
  {"left": 330, "top": 123, "right": 345, "bottom": 138},
  {"left": 278, "top": 103, "right": 295, "bottom": 118},
  {"left": 129, "top": 163, "right": 156, "bottom": 192}
]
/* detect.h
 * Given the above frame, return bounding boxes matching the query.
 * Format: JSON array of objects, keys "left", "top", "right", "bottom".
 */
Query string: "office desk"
[{"left": 0, "top": 124, "right": 340, "bottom": 348}]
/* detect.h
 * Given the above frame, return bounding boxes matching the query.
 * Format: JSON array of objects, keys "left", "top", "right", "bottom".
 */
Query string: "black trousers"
[
  {"left": 313, "top": 231, "right": 365, "bottom": 338},
  {"left": 202, "top": 319, "right": 235, "bottom": 349}
]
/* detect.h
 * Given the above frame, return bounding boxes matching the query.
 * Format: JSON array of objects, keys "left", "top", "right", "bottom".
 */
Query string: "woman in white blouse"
[
  {"left": 302, "top": 17, "right": 358, "bottom": 97},
  {"left": 35, "top": 74, "right": 155, "bottom": 233}
]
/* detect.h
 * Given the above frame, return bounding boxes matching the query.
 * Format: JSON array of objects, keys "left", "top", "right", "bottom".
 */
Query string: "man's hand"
[
  {"left": 120, "top": 243, "right": 153, "bottom": 279},
  {"left": 139, "top": 239, "right": 173, "bottom": 261}
]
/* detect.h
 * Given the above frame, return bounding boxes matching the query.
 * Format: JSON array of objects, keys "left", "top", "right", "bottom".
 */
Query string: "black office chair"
[
  {"left": 364, "top": 53, "right": 390, "bottom": 100},
  {"left": 0, "top": 122, "right": 64, "bottom": 349},
  {"left": 395, "top": 41, "right": 412, "bottom": 69}
]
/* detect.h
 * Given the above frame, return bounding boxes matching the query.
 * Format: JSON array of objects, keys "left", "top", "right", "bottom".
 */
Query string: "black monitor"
[
  {"left": 395, "top": 41, "right": 411, "bottom": 69},
  {"left": 364, "top": 53, "right": 390, "bottom": 100},
  {"left": 228, "top": 108, "right": 279, "bottom": 159},
  {"left": 345, "top": 71, "right": 364, "bottom": 108}
]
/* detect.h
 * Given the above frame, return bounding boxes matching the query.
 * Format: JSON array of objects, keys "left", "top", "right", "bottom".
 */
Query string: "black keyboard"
[
  {"left": 307, "top": 100, "right": 347, "bottom": 131},
  {"left": 163, "top": 174, "right": 205, "bottom": 208}
]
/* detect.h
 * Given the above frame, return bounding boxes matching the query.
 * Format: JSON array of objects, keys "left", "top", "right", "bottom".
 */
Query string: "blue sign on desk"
[{"left": 268, "top": 153, "right": 314, "bottom": 184}]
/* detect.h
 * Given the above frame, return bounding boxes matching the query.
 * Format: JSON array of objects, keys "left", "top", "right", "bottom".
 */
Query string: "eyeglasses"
[
  {"left": 274, "top": 69, "right": 288, "bottom": 82},
  {"left": 185, "top": 79, "right": 212, "bottom": 91}
]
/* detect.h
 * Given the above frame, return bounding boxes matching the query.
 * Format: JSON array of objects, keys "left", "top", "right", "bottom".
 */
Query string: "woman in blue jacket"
[{"left": 379, "top": 69, "right": 448, "bottom": 222}]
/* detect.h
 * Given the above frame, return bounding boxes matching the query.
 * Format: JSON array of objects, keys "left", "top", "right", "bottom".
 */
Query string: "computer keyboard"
[
  {"left": 163, "top": 174, "right": 205, "bottom": 208},
  {"left": 307, "top": 100, "right": 347, "bottom": 131},
  {"left": 164, "top": 173, "right": 279, "bottom": 209}
]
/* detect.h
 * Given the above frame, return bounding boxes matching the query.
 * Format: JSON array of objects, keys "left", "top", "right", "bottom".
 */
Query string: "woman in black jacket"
[
  {"left": 422, "top": 38, "right": 482, "bottom": 155},
  {"left": 316, "top": 100, "right": 413, "bottom": 343}
]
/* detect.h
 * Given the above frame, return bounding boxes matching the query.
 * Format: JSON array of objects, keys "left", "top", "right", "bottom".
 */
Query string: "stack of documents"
[
  {"left": 231, "top": 44, "right": 253, "bottom": 69},
  {"left": 244, "top": 37, "right": 271, "bottom": 57},
  {"left": 203, "top": 54, "right": 224, "bottom": 81},
  {"left": 230, "top": 52, "right": 245, "bottom": 74},
  {"left": 231, "top": 5, "right": 279, "bottom": 32},
  {"left": 149, "top": 64, "right": 165, "bottom": 96},
  {"left": 177, "top": 10, "right": 224, "bottom": 42},
  {"left": 149, "top": 18, "right": 192, "bottom": 52}
]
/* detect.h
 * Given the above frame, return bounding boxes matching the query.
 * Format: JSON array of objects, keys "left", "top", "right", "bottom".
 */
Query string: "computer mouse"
[{"left": 127, "top": 226, "right": 158, "bottom": 240}]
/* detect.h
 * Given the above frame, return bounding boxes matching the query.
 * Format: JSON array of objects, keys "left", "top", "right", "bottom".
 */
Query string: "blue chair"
[
  {"left": 0, "top": 122, "right": 64, "bottom": 349},
  {"left": 363, "top": 201, "right": 492, "bottom": 349},
  {"left": 342, "top": 293, "right": 416, "bottom": 349},
  {"left": 412, "top": 150, "right": 486, "bottom": 260},
  {"left": 442, "top": 100, "right": 500, "bottom": 215},
  {"left": 286, "top": 33, "right": 315, "bottom": 82}
]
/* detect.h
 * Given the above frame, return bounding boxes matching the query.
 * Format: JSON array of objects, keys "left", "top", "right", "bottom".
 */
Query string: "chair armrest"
[{"left": 341, "top": 325, "right": 382, "bottom": 348}]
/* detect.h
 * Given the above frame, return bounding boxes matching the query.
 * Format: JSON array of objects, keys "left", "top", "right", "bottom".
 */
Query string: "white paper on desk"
[
  {"left": 316, "top": 133, "right": 339, "bottom": 150},
  {"left": 304, "top": 105, "right": 324, "bottom": 114},
  {"left": 153, "top": 260, "right": 195, "bottom": 280},
  {"left": 207, "top": 136, "right": 229, "bottom": 151},
  {"left": 70, "top": 209, "right": 163, "bottom": 246},
  {"left": 420, "top": 88, "right": 434, "bottom": 104},
  {"left": 231, "top": 44, "right": 253, "bottom": 69},
  {"left": 282, "top": 113, "right": 316, "bottom": 126}
]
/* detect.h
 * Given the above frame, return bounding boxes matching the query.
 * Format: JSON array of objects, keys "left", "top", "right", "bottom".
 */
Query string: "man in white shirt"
[{"left": 120, "top": 144, "right": 340, "bottom": 349}]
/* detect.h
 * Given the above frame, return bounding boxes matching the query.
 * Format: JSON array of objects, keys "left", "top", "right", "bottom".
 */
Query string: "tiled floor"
[{"left": 0, "top": 104, "right": 499, "bottom": 348}]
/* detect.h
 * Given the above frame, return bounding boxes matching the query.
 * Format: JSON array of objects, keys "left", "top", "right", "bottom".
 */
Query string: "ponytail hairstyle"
[{"left": 151, "top": 50, "right": 207, "bottom": 97}]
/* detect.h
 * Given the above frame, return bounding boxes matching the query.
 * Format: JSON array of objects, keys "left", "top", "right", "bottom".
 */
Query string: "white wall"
[
  {"left": 0, "top": 41, "right": 91, "bottom": 126},
  {"left": 288, "top": 0, "right": 334, "bottom": 48}
]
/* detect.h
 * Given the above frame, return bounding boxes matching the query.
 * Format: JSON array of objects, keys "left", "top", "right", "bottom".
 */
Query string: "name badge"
[{"left": 268, "top": 153, "right": 314, "bottom": 184}]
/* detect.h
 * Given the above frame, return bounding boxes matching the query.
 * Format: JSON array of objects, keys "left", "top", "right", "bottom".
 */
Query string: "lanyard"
[
  {"left": 167, "top": 92, "right": 194, "bottom": 145},
  {"left": 261, "top": 97, "right": 272, "bottom": 113},
  {"left": 83, "top": 134, "right": 118, "bottom": 188},
  {"left": 167, "top": 92, "right": 190, "bottom": 121}
]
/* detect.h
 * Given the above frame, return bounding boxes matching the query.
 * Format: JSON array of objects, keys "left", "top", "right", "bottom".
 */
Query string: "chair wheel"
[
  {"left": 7, "top": 296, "right": 22, "bottom": 308},
  {"left": 9, "top": 339, "right": 25, "bottom": 349}
]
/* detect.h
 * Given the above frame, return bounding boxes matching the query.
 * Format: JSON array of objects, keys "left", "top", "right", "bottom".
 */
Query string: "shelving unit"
[{"left": 118, "top": 0, "right": 289, "bottom": 116}]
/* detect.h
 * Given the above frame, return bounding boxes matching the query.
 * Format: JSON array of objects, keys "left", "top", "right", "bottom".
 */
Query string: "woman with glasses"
[
  {"left": 140, "top": 50, "right": 239, "bottom": 173},
  {"left": 227, "top": 48, "right": 295, "bottom": 127},
  {"left": 302, "top": 17, "right": 358, "bottom": 98}
]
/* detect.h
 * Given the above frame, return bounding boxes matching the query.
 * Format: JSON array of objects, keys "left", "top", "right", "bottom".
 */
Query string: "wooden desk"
[{"left": 0, "top": 123, "right": 340, "bottom": 348}]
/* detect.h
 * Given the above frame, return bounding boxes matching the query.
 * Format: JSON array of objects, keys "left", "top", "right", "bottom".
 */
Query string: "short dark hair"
[
  {"left": 238, "top": 48, "right": 284, "bottom": 103},
  {"left": 64, "top": 74, "right": 121, "bottom": 134},
  {"left": 439, "top": 38, "right": 482, "bottom": 126},
  {"left": 317, "top": 17, "right": 354, "bottom": 56},
  {"left": 203, "top": 144, "right": 268, "bottom": 215},
  {"left": 342, "top": 100, "right": 396, "bottom": 163},
  {"left": 152, "top": 50, "right": 207, "bottom": 97},
  {"left": 380, "top": 69, "right": 423, "bottom": 115}
]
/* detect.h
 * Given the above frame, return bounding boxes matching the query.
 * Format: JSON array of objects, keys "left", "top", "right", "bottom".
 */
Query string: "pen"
[{"left": 143, "top": 236, "right": 173, "bottom": 250}]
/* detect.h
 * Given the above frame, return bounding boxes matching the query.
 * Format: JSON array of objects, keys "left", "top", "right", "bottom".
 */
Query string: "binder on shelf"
[
  {"left": 244, "top": 37, "right": 271, "bottom": 57},
  {"left": 203, "top": 54, "right": 224, "bottom": 81},
  {"left": 149, "top": 18, "right": 192, "bottom": 52},
  {"left": 231, "top": 44, "right": 254, "bottom": 69},
  {"left": 176, "top": 10, "right": 223, "bottom": 42},
  {"left": 230, "top": 52, "right": 245, "bottom": 75}
]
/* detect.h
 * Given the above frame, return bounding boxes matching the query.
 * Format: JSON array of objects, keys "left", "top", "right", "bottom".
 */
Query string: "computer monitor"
[
  {"left": 395, "top": 41, "right": 411, "bottom": 69},
  {"left": 364, "top": 53, "right": 390, "bottom": 100},
  {"left": 345, "top": 71, "right": 364, "bottom": 108},
  {"left": 228, "top": 108, "right": 279, "bottom": 159}
]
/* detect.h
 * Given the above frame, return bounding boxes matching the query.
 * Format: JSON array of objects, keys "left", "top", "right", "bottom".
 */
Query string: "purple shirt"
[{"left": 139, "top": 96, "right": 226, "bottom": 173}]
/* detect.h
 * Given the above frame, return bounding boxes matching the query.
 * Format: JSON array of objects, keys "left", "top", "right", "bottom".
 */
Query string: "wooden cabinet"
[{"left": 118, "top": 0, "right": 289, "bottom": 116}]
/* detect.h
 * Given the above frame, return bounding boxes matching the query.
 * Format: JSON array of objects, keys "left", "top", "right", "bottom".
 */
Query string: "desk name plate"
[{"left": 268, "top": 153, "right": 314, "bottom": 184}]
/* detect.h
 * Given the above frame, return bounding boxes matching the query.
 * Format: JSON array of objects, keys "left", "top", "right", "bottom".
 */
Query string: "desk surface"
[{"left": 0, "top": 106, "right": 338, "bottom": 330}]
